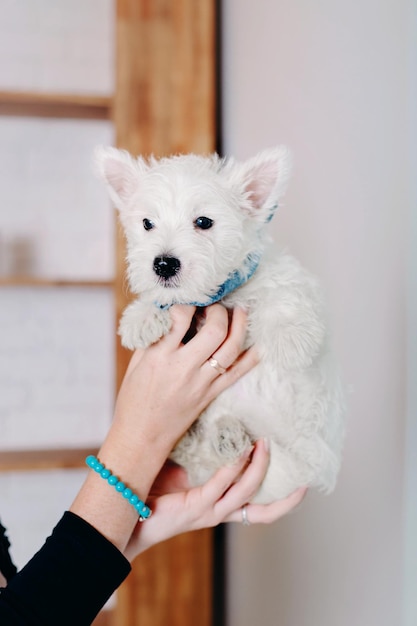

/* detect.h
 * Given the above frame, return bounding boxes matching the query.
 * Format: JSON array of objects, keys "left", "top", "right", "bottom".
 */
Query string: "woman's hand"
[
  {"left": 73, "top": 303, "right": 258, "bottom": 554},
  {"left": 110, "top": 304, "right": 258, "bottom": 466},
  {"left": 124, "top": 439, "right": 307, "bottom": 561}
]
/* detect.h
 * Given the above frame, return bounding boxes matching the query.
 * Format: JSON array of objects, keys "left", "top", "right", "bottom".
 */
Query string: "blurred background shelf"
[
  {"left": 0, "top": 90, "right": 112, "bottom": 119},
  {"left": 0, "top": 447, "right": 98, "bottom": 472},
  {"left": 0, "top": 276, "right": 114, "bottom": 288}
]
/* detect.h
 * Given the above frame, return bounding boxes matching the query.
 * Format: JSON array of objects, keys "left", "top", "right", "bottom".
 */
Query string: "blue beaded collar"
[{"left": 156, "top": 251, "right": 261, "bottom": 310}]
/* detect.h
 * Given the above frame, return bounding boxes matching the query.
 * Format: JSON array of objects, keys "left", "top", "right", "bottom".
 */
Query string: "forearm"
[
  {"left": 70, "top": 425, "right": 171, "bottom": 554},
  {"left": 0, "top": 431, "right": 170, "bottom": 624}
]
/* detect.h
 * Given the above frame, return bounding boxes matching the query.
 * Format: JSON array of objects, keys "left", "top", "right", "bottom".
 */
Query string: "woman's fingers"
[
  {"left": 180, "top": 305, "right": 249, "bottom": 369},
  {"left": 128, "top": 305, "right": 255, "bottom": 393},
  {"left": 224, "top": 487, "right": 307, "bottom": 525},
  {"left": 182, "top": 304, "right": 230, "bottom": 365},
  {"left": 196, "top": 446, "right": 254, "bottom": 504},
  {"left": 187, "top": 439, "right": 307, "bottom": 529},
  {"left": 208, "top": 345, "right": 259, "bottom": 400},
  {"left": 185, "top": 439, "right": 268, "bottom": 528},
  {"left": 202, "top": 439, "right": 307, "bottom": 526},
  {"left": 212, "top": 439, "right": 270, "bottom": 518},
  {"left": 205, "top": 307, "right": 248, "bottom": 370},
  {"left": 164, "top": 305, "right": 197, "bottom": 348}
]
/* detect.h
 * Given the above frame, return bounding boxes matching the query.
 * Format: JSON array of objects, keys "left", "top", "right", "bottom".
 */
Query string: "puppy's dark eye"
[
  {"left": 143, "top": 218, "right": 155, "bottom": 231},
  {"left": 194, "top": 216, "right": 214, "bottom": 230}
]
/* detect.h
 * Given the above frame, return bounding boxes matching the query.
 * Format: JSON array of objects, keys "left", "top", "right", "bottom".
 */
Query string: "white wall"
[
  {"left": 404, "top": 3, "right": 417, "bottom": 625},
  {"left": 222, "top": 1, "right": 413, "bottom": 625},
  {"left": 0, "top": 0, "right": 114, "bottom": 94},
  {"left": 0, "top": 0, "right": 116, "bottom": 572}
]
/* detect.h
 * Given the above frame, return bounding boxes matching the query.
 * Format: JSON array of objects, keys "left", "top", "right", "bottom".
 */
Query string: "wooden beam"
[
  {"left": 0, "top": 448, "right": 98, "bottom": 472},
  {"left": 114, "top": 0, "right": 215, "bottom": 158},
  {"left": 0, "top": 91, "right": 113, "bottom": 120},
  {"left": 0, "top": 277, "right": 114, "bottom": 288},
  {"left": 117, "top": 531, "right": 213, "bottom": 625},
  {"left": 113, "top": 1, "right": 217, "bottom": 625}
]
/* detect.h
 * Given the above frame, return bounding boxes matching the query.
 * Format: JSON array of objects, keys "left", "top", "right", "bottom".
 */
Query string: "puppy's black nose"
[{"left": 153, "top": 256, "right": 181, "bottom": 279}]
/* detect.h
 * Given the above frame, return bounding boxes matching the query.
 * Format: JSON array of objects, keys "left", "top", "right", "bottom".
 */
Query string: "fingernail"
[{"left": 263, "top": 437, "right": 270, "bottom": 452}]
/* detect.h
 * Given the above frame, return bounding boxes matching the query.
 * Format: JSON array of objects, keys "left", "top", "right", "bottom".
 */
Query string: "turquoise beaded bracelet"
[{"left": 85, "top": 455, "right": 152, "bottom": 521}]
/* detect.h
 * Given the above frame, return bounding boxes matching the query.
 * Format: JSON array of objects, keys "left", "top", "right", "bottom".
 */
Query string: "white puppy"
[{"left": 96, "top": 146, "right": 345, "bottom": 503}]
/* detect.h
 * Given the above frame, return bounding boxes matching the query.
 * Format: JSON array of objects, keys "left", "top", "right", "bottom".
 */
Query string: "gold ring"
[{"left": 208, "top": 357, "right": 226, "bottom": 375}]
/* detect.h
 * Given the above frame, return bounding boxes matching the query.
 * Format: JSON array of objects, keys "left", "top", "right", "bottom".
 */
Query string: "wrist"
[
  {"left": 70, "top": 431, "right": 167, "bottom": 553},
  {"left": 97, "top": 425, "right": 170, "bottom": 498},
  {"left": 86, "top": 455, "right": 152, "bottom": 520},
  {"left": 70, "top": 470, "right": 138, "bottom": 553}
]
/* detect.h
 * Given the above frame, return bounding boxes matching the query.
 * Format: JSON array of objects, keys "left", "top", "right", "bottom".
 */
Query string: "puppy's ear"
[
  {"left": 234, "top": 146, "right": 292, "bottom": 222},
  {"left": 94, "top": 146, "right": 147, "bottom": 209}
]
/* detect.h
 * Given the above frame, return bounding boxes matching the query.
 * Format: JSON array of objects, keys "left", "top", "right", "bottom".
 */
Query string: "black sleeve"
[
  {"left": 0, "top": 520, "right": 17, "bottom": 583},
  {"left": 0, "top": 511, "right": 131, "bottom": 626}
]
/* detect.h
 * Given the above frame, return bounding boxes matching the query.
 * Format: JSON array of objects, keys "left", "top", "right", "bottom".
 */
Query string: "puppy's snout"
[{"left": 153, "top": 255, "right": 181, "bottom": 279}]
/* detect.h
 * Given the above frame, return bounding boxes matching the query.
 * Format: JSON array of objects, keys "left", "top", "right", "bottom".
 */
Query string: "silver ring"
[
  {"left": 241, "top": 504, "right": 250, "bottom": 526},
  {"left": 208, "top": 357, "right": 226, "bottom": 375}
]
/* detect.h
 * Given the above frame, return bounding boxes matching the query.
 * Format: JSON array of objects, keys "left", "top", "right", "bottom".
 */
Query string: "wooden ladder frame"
[{"left": 113, "top": 2, "right": 218, "bottom": 624}]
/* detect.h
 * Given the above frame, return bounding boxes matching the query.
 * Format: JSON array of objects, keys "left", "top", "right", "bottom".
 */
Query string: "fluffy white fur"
[{"left": 96, "top": 146, "right": 345, "bottom": 503}]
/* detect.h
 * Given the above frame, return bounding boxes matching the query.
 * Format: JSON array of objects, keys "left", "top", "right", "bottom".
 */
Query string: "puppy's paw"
[
  {"left": 211, "top": 416, "right": 252, "bottom": 462},
  {"left": 119, "top": 300, "right": 172, "bottom": 349}
]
